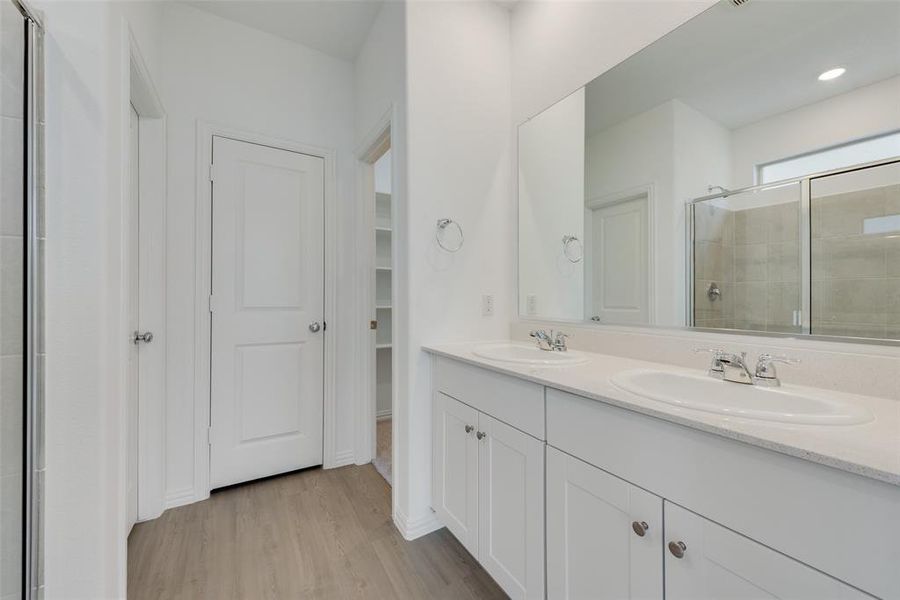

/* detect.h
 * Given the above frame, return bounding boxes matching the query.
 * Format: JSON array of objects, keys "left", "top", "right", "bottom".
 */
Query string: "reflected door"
[
  {"left": 210, "top": 137, "right": 325, "bottom": 489},
  {"left": 588, "top": 196, "right": 649, "bottom": 324}
]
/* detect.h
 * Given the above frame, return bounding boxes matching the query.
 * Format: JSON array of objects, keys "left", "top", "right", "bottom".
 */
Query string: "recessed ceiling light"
[{"left": 818, "top": 67, "right": 846, "bottom": 81}]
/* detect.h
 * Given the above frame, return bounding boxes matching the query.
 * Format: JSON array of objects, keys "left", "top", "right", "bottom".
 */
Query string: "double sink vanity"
[{"left": 426, "top": 338, "right": 899, "bottom": 600}]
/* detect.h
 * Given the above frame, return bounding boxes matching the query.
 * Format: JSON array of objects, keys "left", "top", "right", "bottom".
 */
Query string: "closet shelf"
[
  {"left": 376, "top": 343, "right": 392, "bottom": 350},
  {"left": 376, "top": 305, "right": 392, "bottom": 310}
]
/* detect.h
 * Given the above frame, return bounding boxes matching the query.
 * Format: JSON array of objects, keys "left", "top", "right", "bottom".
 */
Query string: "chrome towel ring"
[
  {"left": 436, "top": 218, "right": 464, "bottom": 252},
  {"left": 562, "top": 235, "right": 583, "bottom": 263}
]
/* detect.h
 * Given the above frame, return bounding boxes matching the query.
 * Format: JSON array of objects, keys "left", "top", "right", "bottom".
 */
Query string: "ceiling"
[
  {"left": 184, "top": 0, "right": 385, "bottom": 61},
  {"left": 585, "top": 0, "right": 900, "bottom": 134}
]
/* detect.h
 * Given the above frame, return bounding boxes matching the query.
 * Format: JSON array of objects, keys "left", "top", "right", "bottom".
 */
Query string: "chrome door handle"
[
  {"left": 133, "top": 331, "right": 153, "bottom": 345},
  {"left": 308, "top": 322, "right": 321, "bottom": 333}
]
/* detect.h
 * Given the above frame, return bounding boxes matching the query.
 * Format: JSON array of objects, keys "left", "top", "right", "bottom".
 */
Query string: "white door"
[
  {"left": 664, "top": 502, "right": 871, "bottom": 600},
  {"left": 546, "top": 447, "right": 663, "bottom": 600},
  {"left": 210, "top": 136, "right": 325, "bottom": 489},
  {"left": 126, "top": 104, "right": 140, "bottom": 531},
  {"left": 432, "top": 392, "right": 479, "bottom": 555},
  {"left": 589, "top": 196, "right": 649, "bottom": 325},
  {"left": 478, "top": 414, "right": 545, "bottom": 600}
]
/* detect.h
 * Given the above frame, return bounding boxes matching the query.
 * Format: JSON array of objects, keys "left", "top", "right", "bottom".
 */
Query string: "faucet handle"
[
  {"left": 694, "top": 347, "right": 728, "bottom": 375},
  {"left": 755, "top": 353, "right": 800, "bottom": 377}
]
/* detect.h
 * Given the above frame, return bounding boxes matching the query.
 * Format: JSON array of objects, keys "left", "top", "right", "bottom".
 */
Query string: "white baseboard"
[
  {"left": 164, "top": 487, "right": 197, "bottom": 511},
  {"left": 329, "top": 449, "right": 355, "bottom": 468},
  {"left": 393, "top": 507, "right": 443, "bottom": 541}
]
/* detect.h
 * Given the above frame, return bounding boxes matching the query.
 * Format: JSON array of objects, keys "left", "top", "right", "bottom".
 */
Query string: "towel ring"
[
  {"left": 562, "top": 235, "right": 583, "bottom": 263},
  {"left": 436, "top": 218, "right": 464, "bottom": 252}
]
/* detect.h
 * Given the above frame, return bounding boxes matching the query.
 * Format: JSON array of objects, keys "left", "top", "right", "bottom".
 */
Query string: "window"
[{"left": 758, "top": 131, "right": 900, "bottom": 184}]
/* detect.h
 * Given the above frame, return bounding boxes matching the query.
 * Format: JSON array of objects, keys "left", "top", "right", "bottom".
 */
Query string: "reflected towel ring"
[
  {"left": 436, "top": 218, "right": 464, "bottom": 252},
  {"left": 562, "top": 235, "right": 583, "bottom": 263}
]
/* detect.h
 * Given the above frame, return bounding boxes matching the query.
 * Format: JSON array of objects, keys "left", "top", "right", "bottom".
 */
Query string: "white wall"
[
  {"left": 160, "top": 4, "right": 357, "bottom": 504},
  {"left": 38, "top": 1, "right": 165, "bottom": 597},
  {"left": 404, "top": 0, "right": 512, "bottom": 537},
  {"left": 730, "top": 75, "right": 900, "bottom": 188},
  {"left": 518, "top": 89, "right": 585, "bottom": 320}
]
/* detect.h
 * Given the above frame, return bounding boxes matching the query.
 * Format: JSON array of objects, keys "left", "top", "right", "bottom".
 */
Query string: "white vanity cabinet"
[
  {"left": 429, "top": 354, "right": 894, "bottom": 600},
  {"left": 546, "top": 447, "right": 663, "bottom": 600},
  {"left": 431, "top": 359, "right": 545, "bottom": 600},
  {"left": 664, "top": 502, "right": 870, "bottom": 600}
]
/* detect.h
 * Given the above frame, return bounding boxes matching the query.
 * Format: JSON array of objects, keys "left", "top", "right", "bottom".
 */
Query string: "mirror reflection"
[{"left": 518, "top": 0, "right": 900, "bottom": 340}]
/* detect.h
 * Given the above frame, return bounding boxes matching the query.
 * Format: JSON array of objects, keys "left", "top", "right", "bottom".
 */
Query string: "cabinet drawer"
[
  {"left": 547, "top": 389, "right": 900, "bottom": 599},
  {"left": 434, "top": 357, "right": 544, "bottom": 439},
  {"left": 665, "top": 502, "right": 872, "bottom": 599}
]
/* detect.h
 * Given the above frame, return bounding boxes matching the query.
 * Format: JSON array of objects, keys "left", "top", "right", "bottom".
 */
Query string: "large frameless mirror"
[{"left": 517, "top": 0, "right": 900, "bottom": 342}]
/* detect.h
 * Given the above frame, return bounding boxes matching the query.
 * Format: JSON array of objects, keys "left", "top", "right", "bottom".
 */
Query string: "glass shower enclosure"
[
  {"left": 1, "top": 0, "right": 43, "bottom": 597},
  {"left": 690, "top": 158, "right": 900, "bottom": 341}
]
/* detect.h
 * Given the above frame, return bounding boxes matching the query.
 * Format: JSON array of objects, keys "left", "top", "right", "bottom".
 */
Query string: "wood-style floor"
[{"left": 128, "top": 464, "right": 507, "bottom": 600}]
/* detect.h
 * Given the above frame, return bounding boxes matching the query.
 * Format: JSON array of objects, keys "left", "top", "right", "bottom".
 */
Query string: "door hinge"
[
  {"left": 323, "top": 321, "right": 327, "bottom": 331},
  {"left": 208, "top": 294, "right": 215, "bottom": 313},
  {"left": 208, "top": 163, "right": 221, "bottom": 183},
  {"left": 206, "top": 426, "right": 212, "bottom": 447},
  {"left": 370, "top": 320, "right": 377, "bottom": 330}
]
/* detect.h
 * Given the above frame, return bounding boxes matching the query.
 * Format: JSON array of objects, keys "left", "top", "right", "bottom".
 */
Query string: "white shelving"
[{"left": 374, "top": 190, "right": 393, "bottom": 420}]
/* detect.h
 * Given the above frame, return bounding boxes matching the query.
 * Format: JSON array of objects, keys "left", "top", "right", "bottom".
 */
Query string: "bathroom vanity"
[{"left": 426, "top": 343, "right": 899, "bottom": 600}]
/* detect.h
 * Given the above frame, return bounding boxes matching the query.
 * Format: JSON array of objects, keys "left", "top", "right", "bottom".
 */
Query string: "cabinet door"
[
  {"left": 664, "top": 502, "right": 872, "bottom": 600},
  {"left": 478, "top": 414, "right": 545, "bottom": 600},
  {"left": 546, "top": 447, "right": 663, "bottom": 600},
  {"left": 432, "top": 392, "right": 479, "bottom": 555}
]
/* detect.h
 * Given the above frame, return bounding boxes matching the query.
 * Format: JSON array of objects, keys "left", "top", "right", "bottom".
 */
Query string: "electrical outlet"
[
  {"left": 482, "top": 294, "right": 495, "bottom": 317},
  {"left": 526, "top": 294, "right": 537, "bottom": 316}
]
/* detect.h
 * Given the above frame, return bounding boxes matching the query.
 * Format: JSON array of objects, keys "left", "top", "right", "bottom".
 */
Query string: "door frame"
[
  {"left": 193, "top": 121, "right": 338, "bottom": 502},
  {"left": 122, "top": 25, "right": 167, "bottom": 524},
  {"left": 583, "top": 183, "right": 656, "bottom": 325},
  {"left": 354, "top": 106, "right": 396, "bottom": 468}
]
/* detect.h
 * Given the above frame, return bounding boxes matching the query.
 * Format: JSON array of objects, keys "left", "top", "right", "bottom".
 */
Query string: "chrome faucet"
[
  {"left": 695, "top": 348, "right": 799, "bottom": 386},
  {"left": 530, "top": 329, "right": 569, "bottom": 352},
  {"left": 753, "top": 353, "right": 800, "bottom": 387}
]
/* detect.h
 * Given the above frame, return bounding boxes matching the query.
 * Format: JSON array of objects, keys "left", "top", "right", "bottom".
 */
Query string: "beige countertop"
[{"left": 423, "top": 342, "right": 900, "bottom": 486}]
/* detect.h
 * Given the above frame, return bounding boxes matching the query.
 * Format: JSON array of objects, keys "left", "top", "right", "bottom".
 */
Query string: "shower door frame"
[
  {"left": 13, "top": 0, "right": 43, "bottom": 596},
  {"left": 686, "top": 156, "right": 900, "bottom": 344}
]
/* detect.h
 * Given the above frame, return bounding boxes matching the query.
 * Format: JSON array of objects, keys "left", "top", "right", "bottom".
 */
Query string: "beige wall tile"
[
  {"left": 812, "top": 190, "right": 886, "bottom": 238},
  {"left": 766, "top": 201, "right": 799, "bottom": 243},
  {"left": 0, "top": 235, "right": 22, "bottom": 356},
  {"left": 733, "top": 281, "right": 767, "bottom": 324},
  {"left": 813, "top": 235, "right": 886, "bottom": 280},
  {"left": 734, "top": 243, "right": 766, "bottom": 282},
  {"left": 734, "top": 206, "right": 767, "bottom": 245},
  {"left": 766, "top": 281, "right": 799, "bottom": 330},
  {"left": 768, "top": 241, "right": 799, "bottom": 283}
]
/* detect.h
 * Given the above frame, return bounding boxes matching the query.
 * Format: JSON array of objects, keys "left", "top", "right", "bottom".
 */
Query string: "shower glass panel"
[
  {"left": 692, "top": 182, "right": 803, "bottom": 334},
  {"left": 0, "top": 1, "right": 26, "bottom": 597},
  {"left": 810, "top": 161, "right": 900, "bottom": 339}
]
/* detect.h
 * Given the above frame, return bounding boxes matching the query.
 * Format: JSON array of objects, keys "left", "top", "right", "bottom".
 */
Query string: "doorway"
[
  {"left": 208, "top": 136, "right": 326, "bottom": 489},
  {"left": 372, "top": 148, "right": 393, "bottom": 485}
]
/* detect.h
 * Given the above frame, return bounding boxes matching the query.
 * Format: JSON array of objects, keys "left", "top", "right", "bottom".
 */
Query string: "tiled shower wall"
[
  {"left": 812, "top": 183, "right": 900, "bottom": 340},
  {"left": 694, "top": 201, "right": 802, "bottom": 334}
]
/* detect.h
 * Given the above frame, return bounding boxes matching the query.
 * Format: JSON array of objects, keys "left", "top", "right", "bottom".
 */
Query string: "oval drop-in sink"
[
  {"left": 609, "top": 369, "right": 874, "bottom": 426},
  {"left": 472, "top": 343, "right": 589, "bottom": 367}
]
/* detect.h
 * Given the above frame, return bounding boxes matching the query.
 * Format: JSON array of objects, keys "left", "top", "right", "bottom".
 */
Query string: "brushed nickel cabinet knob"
[
  {"left": 631, "top": 521, "right": 649, "bottom": 537},
  {"left": 464, "top": 425, "right": 474, "bottom": 434},
  {"left": 668, "top": 541, "right": 687, "bottom": 559},
  {"left": 476, "top": 431, "right": 486, "bottom": 440}
]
